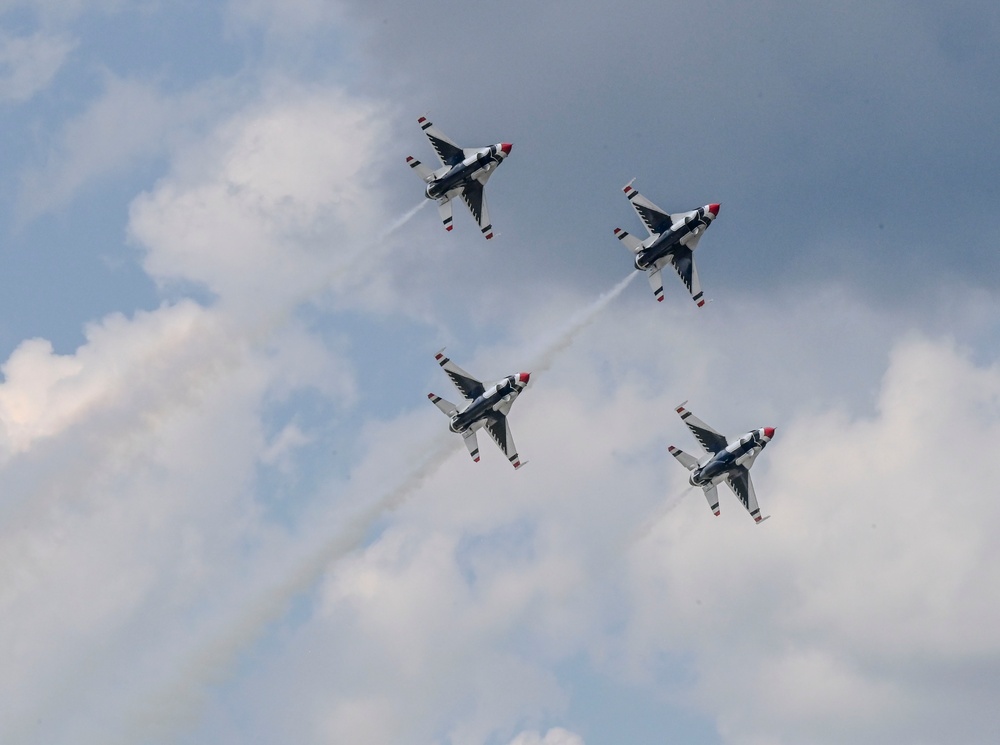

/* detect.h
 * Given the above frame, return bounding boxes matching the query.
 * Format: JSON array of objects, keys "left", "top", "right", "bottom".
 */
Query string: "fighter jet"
[
  {"left": 613, "top": 180, "right": 720, "bottom": 307},
  {"left": 427, "top": 350, "right": 530, "bottom": 469},
  {"left": 406, "top": 116, "right": 512, "bottom": 239},
  {"left": 668, "top": 402, "right": 775, "bottom": 524}
]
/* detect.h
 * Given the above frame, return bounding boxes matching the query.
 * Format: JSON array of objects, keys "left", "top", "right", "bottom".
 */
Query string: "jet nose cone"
[
  {"left": 708, "top": 203, "right": 721, "bottom": 218},
  {"left": 763, "top": 426, "right": 776, "bottom": 440},
  {"left": 518, "top": 372, "right": 530, "bottom": 386},
  {"left": 500, "top": 142, "right": 513, "bottom": 156}
]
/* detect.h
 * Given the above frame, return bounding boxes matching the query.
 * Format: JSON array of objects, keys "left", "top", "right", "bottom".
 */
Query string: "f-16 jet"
[
  {"left": 406, "top": 116, "right": 512, "bottom": 239},
  {"left": 613, "top": 180, "right": 720, "bottom": 307},
  {"left": 668, "top": 402, "right": 775, "bottom": 524},
  {"left": 427, "top": 350, "right": 530, "bottom": 469}
]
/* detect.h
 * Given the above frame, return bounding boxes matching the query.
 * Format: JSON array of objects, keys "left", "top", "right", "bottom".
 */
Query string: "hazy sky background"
[{"left": 1, "top": 2, "right": 999, "bottom": 744}]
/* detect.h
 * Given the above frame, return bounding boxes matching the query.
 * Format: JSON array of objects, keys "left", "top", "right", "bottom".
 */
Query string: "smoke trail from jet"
[
  {"left": 114, "top": 432, "right": 456, "bottom": 744},
  {"left": 112, "top": 272, "right": 640, "bottom": 742},
  {"left": 629, "top": 485, "right": 694, "bottom": 545},
  {"left": 524, "top": 271, "right": 638, "bottom": 373},
  {"left": 378, "top": 199, "right": 428, "bottom": 240}
]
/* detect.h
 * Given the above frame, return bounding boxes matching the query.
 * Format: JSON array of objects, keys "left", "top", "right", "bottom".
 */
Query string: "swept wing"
[
  {"left": 725, "top": 467, "right": 768, "bottom": 523},
  {"left": 460, "top": 181, "right": 494, "bottom": 239},
  {"left": 434, "top": 350, "right": 485, "bottom": 400},
  {"left": 484, "top": 413, "right": 523, "bottom": 469},
  {"left": 676, "top": 403, "right": 728, "bottom": 454},
  {"left": 418, "top": 117, "right": 464, "bottom": 167},
  {"left": 668, "top": 248, "right": 706, "bottom": 307}
]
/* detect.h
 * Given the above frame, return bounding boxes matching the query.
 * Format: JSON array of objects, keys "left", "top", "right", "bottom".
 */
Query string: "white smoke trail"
[
  {"left": 524, "top": 271, "right": 638, "bottom": 373},
  {"left": 629, "top": 485, "right": 694, "bottom": 545},
  {"left": 115, "top": 432, "right": 456, "bottom": 744},
  {"left": 378, "top": 198, "right": 428, "bottom": 240},
  {"left": 113, "top": 272, "right": 639, "bottom": 743}
]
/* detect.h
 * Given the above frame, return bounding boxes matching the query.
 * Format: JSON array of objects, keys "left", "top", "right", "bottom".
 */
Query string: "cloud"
[
  {"left": 17, "top": 75, "right": 234, "bottom": 219},
  {"left": 0, "top": 79, "right": 395, "bottom": 744},
  {"left": 508, "top": 728, "right": 585, "bottom": 745},
  {"left": 0, "top": 30, "right": 75, "bottom": 102},
  {"left": 128, "top": 81, "right": 394, "bottom": 313},
  {"left": 625, "top": 332, "right": 1000, "bottom": 744}
]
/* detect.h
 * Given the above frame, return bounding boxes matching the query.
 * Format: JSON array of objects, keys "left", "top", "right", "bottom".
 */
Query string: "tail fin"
[
  {"left": 427, "top": 393, "right": 458, "bottom": 417},
  {"left": 613, "top": 227, "right": 643, "bottom": 254},
  {"left": 406, "top": 155, "right": 434, "bottom": 183}
]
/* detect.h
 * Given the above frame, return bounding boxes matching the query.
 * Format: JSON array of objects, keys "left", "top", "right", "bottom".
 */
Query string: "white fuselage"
[{"left": 690, "top": 428, "right": 772, "bottom": 487}]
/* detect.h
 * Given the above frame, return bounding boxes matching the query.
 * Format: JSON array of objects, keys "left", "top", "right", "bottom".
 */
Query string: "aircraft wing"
[
  {"left": 435, "top": 351, "right": 485, "bottom": 400},
  {"left": 676, "top": 403, "right": 728, "bottom": 454},
  {"left": 419, "top": 116, "right": 464, "bottom": 167},
  {"left": 460, "top": 181, "right": 495, "bottom": 239},
  {"left": 725, "top": 466, "right": 767, "bottom": 523},
  {"left": 669, "top": 248, "right": 706, "bottom": 307},
  {"left": 624, "top": 181, "right": 672, "bottom": 235},
  {"left": 484, "top": 413, "right": 523, "bottom": 469}
]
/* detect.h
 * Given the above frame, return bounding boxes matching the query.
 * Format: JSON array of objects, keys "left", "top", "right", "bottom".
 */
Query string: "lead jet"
[
  {"left": 406, "top": 116, "right": 512, "bottom": 239},
  {"left": 613, "top": 180, "right": 720, "bottom": 307},
  {"left": 668, "top": 402, "right": 775, "bottom": 524},
  {"left": 427, "top": 350, "right": 530, "bottom": 469}
]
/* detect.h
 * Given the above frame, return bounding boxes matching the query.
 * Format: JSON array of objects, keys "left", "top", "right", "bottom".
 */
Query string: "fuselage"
[
  {"left": 689, "top": 428, "right": 773, "bottom": 487},
  {"left": 449, "top": 373, "right": 529, "bottom": 433},
  {"left": 426, "top": 143, "right": 511, "bottom": 200},
  {"left": 635, "top": 205, "right": 718, "bottom": 271}
]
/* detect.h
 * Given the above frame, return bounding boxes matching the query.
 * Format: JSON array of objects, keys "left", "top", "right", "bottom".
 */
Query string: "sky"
[{"left": 1, "top": 1, "right": 999, "bottom": 744}]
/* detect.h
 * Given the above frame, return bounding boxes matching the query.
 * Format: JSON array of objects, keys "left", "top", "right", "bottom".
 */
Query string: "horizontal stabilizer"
[
  {"left": 405, "top": 155, "right": 434, "bottom": 182},
  {"left": 613, "top": 227, "right": 643, "bottom": 253},
  {"left": 668, "top": 445, "right": 699, "bottom": 471},
  {"left": 437, "top": 198, "right": 454, "bottom": 232},
  {"left": 427, "top": 392, "right": 458, "bottom": 417},
  {"left": 703, "top": 484, "right": 721, "bottom": 516},
  {"left": 463, "top": 430, "right": 480, "bottom": 463}
]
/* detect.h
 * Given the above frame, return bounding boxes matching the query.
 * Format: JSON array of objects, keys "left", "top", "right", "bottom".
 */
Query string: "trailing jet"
[
  {"left": 405, "top": 116, "right": 512, "bottom": 239},
  {"left": 613, "top": 180, "right": 720, "bottom": 307},
  {"left": 427, "top": 350, "right": 530, "bottom": 469},
  {"left": 668, "top": 402, "right": 775, "bottom": 524}
]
